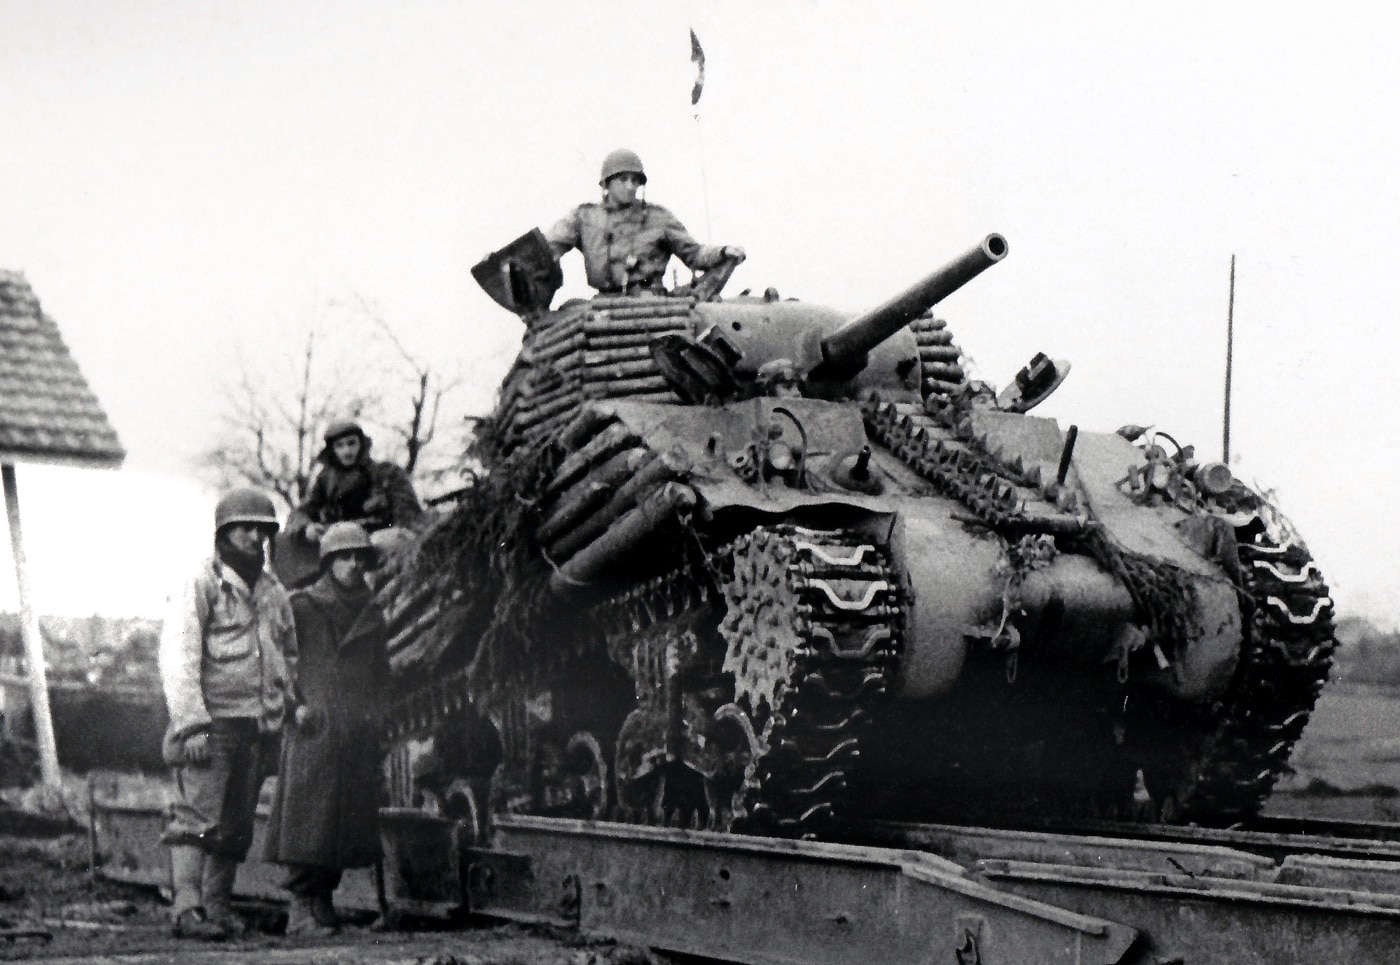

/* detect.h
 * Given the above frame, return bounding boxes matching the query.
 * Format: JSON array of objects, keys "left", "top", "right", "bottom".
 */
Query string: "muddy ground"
[
  {"left": 0, "top": 785, "right": 673, "bottom": 963},
  {"left": 0, "top": 832, "right": 665, "bottom": 964}
]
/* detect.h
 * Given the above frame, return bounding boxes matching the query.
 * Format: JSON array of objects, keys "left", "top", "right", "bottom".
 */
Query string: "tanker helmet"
[
  {"left": 319, "top": 521, "right": 375, "bottom": 562},
  {"left": 323, "top": 419, "right": 364, "bottom": 444},
  {"left": 214, "top": 487, "right": 280, "bottom": 534},
  {"left": 599, "top": 148, "right": 646, "bottom": 186}
]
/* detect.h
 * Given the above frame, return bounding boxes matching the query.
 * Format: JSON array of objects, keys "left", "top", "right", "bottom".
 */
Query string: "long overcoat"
[{"left": 264, "top": 575, "right": 390, "bottom": 869}]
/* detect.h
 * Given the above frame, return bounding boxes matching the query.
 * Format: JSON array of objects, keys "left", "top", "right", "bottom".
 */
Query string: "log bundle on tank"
[
  {"left": 532, "top": 405, "right": 692, "bottom": 592},
  {"left": 498, "top": 297, "right": 695, "bottom": 451},
  {"left": 379, "top": 564, "right": 461, "bottom": 674}
]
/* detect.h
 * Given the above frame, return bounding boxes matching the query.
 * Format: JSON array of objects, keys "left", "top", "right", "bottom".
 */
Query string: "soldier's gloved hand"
[
  {"left": 722, "top": 246, "right": 746, "bottom": 263},
  {"left": 305, "top": 523, "right": 327, "bottom": 543},
  {"left": 182, "top": 731, "right": 211, "bottom": 766},
  {"left": 294, "top": 704, "right": 324, "bottom": 736}
]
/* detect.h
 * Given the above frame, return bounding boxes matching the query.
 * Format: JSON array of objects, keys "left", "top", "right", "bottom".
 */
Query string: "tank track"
[
  {"left": 861, "top": 393, "right": 1336, "bottom": 825},
  {"left": 1138, "top": 515, "right": 1336, "bottom": 824},
  {"left": 598, "top": 524, "right": 903, "bottom": 837}
]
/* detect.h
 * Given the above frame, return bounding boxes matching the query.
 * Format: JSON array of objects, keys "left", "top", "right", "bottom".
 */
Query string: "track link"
[
  {"left": 719, "top": 526, "right": 903, "bottom": 836},
  {"left": 597, "top": 525, "right": 903, "bottom": 838}
]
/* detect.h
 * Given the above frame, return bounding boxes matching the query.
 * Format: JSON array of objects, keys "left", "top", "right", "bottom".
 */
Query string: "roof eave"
[{"left": 0, "top": 446, "right": 126, "bottom": 471}]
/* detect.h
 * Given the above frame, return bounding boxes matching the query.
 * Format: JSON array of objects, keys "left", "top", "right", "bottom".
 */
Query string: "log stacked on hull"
[
  {"left": 534, "top": 405, "right": 693, "bottom": 591},
  {"left": 376, "top": 543, "right": 471, "bottom": 677},
  {"left": 499, "top": 297, "right": 696, "bottom": 452}
]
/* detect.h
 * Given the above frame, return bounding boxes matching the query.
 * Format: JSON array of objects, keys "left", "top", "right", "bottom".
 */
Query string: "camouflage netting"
[{"left": 397, "top": 416, "right": 606, "bottom": 713}]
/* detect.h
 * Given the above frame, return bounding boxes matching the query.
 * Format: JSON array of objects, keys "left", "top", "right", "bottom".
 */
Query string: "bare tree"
[
  {"left": 350, "top": 294, "right": 461, "bottom": 477},
  {"left": 199, "top": 300, "right": 464, "bottom": 508}
]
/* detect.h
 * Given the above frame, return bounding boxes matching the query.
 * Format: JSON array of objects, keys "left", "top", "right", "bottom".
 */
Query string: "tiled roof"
[{"left": 0, "top": 270, "right": 124, "bottom": 468}]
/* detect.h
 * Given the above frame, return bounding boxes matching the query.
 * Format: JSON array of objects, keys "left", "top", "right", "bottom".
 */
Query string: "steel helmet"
[
  {"left": 319, "top": 521, "right": 375, "bottom": 562},
  {"left": 599, "top": 148, "right": 646, "bottom": 186},
  {"left": 323, "top": 419, "right": 364, "bottom": 444},
  {"left": 214, "top": 487, "right": 280, "bottom": 534}
]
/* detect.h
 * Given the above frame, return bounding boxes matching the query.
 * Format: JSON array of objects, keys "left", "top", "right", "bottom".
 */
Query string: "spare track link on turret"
[{"left": 600, "top": 525, "right": 904, "bottom": 838}]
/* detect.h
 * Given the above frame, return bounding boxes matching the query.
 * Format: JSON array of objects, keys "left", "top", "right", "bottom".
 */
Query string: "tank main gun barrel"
[{"left": 814, "top": 234, "right": 1008, "bottom": 377}]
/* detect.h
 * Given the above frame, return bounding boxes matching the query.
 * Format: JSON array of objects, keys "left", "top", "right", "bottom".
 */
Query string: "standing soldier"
[
  {"left": 158, "top": 487, "right": 292, "bottom": 939},
  {"left": 545, "top": 148, "right": 745, "bottom": 295},
  {"left": 264, "top": 522, "right": 391, "bottom": 936}
]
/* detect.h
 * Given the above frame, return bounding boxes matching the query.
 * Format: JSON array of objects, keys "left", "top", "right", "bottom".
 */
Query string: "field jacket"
[
  {"left": 545, "top": 199, "right": 727, "bottom": 293},
  {"left": 158, "top": 557, "right": 293, "bottom": 741}
]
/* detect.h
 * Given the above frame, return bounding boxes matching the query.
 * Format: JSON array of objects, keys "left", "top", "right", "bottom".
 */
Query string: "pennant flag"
[{"left": 690, "top": 28, "right": 706, "bottom": 105}]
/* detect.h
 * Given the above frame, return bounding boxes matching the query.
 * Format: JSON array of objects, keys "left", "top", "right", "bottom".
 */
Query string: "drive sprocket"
[
  {"left": 594, "top": 524, "right": 903, "bottom": 837},
  {"left": 717, "top": 526, "right": 903, "bottom": 836}
]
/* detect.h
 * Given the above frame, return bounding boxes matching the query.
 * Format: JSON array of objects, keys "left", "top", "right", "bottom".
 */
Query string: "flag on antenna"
[{"left": 690, "top": 29, "right": 705, "bottom": 105}]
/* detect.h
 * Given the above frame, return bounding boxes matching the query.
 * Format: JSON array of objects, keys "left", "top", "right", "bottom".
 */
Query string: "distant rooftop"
[{"left": 0, "top": 270, "right": 124, "bottom": 469}]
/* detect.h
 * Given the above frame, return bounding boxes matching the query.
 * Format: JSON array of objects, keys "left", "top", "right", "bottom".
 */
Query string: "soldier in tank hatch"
[
  {"left": 276, "top": 420, "right": 425, "bottom": 588},
  {"left": 545, "top": 148, "right": 746, "bottom": 295},
  {"left": 158, "top": 487, "right": 293, "bottom": 940},
  {"left": 290, "top": 420, "right": 424, "bottom": 541}
]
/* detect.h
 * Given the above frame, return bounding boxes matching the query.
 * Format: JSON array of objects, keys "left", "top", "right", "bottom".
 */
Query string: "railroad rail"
[
  {"left": 841, "top": 812, "right": 1400, "bottom": 867},
  {"left": 91, "top": 795, "right": 1400, "bottom": 964}
]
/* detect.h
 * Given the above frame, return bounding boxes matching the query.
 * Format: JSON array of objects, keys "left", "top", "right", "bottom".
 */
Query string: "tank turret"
[{"left": 377, "top": 227, "right": 1336, "bottom": 843}]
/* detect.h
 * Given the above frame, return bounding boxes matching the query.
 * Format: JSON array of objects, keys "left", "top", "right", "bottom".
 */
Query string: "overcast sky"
[{"left": 2, "top": 1, "right": 1397, "bottom": 625}]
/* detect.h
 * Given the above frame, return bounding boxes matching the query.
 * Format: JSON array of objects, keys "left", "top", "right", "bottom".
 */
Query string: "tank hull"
[{"left": 380, "top": 266, "right": 1334, "bottom": 836}]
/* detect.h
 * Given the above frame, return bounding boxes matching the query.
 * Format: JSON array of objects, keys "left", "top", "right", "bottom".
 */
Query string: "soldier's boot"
[
  {"left": 311, "top": 889, "right": 339, "bottom": 929},
  {"left": 202, "top": 854, "right": 249, "bottom": 936},
  {"left": 169, "top": 845, "right": 226, "bottom": 940},
  {"left": 285, "top": 894, "right": 336, "bottom": 937},
  {"left": 310, "top": 868, "right": 344, "bottom": 928}
]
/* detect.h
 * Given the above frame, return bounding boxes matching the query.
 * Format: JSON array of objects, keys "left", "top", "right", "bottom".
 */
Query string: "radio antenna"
[{"left": 1223, "top": 254, "right": 1236, "bottom": 464}]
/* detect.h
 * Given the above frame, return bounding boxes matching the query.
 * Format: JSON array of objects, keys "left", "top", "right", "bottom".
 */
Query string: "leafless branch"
[{"left": 197, "top": 299, "right": 467, "bottom": 506}]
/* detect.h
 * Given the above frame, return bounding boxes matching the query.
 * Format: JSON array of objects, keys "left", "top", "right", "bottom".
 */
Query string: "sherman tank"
[{"left": 375, "top": 230, "right": 1336, "bottom": 839}]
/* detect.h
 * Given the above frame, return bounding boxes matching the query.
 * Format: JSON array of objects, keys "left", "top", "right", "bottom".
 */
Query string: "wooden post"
[{"left": 2, "top": 463, "right": 61, "bottom": 786}]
